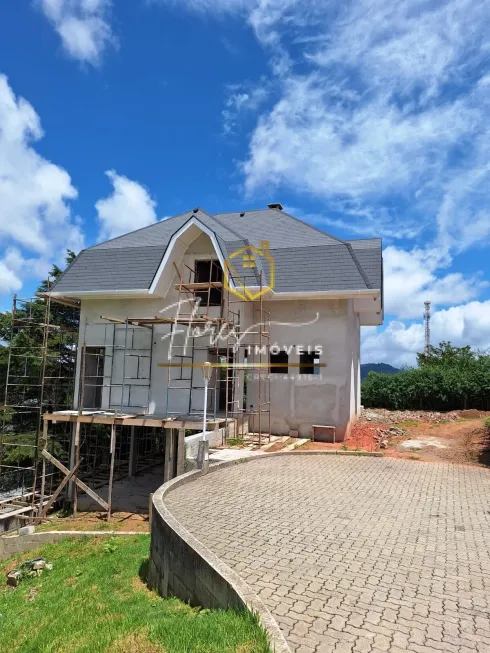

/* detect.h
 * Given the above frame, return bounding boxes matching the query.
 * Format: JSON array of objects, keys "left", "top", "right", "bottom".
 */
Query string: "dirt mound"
[{"left": 360, "top": 407, "right": 490, "bottom": 424}]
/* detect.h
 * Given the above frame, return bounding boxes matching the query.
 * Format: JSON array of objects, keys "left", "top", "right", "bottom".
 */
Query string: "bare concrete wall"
[{"left": 245, "top": 298, "right": 360, "bottom": 440}]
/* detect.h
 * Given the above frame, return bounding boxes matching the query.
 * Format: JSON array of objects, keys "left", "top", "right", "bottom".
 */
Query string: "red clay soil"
[
  {"left": 384, "top": 418, "right": 489, "bottom": 465},
  {"left": 344, "top": 424, "right": 383, "bottom": 452},
  {"left": 299, "top": 441, "right": 343, "bottom": 451},
  {"left": 307, "top": 411, "right": 490, "bottom": 464},
  {"left": 299, "top": 426, "right": 382, "bottom": 452}
]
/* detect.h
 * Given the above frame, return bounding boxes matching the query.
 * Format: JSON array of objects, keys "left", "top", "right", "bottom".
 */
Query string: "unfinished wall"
[
  {"left": 72, "top": 227, "right": 365, "bottom": 440},
  {"left": 245, "top": 298, "right": 360, "bottom": 441},
  {"left": 73, "top": 231, "right": 228, "bottom": 417}
]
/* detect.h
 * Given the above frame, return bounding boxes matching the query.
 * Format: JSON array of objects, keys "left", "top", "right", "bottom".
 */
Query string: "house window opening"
[
  {"left": 299, "top": 352, "right": 321, "bottom": 375},
  {"left": 270, "top": 350, "right": 289, "bottom": 374},
  {"left": 84, "top": 347, "right": 105, "bottom": 408},
  {"left": 194, "top": 259, "right": 223, "bottom": 307}
]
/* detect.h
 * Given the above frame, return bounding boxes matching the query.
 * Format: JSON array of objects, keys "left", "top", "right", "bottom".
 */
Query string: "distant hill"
[{"left": 361, "top": 363, "right": 400, "bottom": 381}]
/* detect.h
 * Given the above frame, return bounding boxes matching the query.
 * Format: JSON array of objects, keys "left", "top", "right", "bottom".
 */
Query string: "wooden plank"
[
  {"left": 41, "top": 450, "right": 109, "bottom": 511},
  {"left": 73, "top": 421, "right": 81, "bottom": 516},
  {"left": 43, "top": 413, "right": 166, "bottom": 427},
  {"left": 173, "top": 282, "right": 223, "bottom": 290},
  {"left": 107, "top": 425, "right": 116, "bottom": 520},
  {"left": 38, "top": 419, "right": 49, "bottom": 517},
  {"left": 39, "top": 460, "right": 80, "bottom": 518}
]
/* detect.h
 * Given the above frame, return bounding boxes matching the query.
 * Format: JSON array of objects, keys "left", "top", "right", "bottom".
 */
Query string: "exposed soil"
[
  {"left": 37, "top": 510, "right": 150, "bottom": 533},
  {"left": 299, "top": 441, "right": 343, "bottom": 451},
  {"left": 349, "top": 408, "right": 490, "bottom": 466},
  {"left": 266, "top": 438, "right": 295, "bottom": 452}
]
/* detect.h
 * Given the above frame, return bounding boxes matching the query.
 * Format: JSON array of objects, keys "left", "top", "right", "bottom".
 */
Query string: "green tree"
[
  {"left": 0, "top": 251, "right": 79, "bottom": 482},
  {"left": 362, "top": 342, "right": 490, "bottom": 411},
  {"left": 417, "top": 341, "right": 476, "bottom": 368}
]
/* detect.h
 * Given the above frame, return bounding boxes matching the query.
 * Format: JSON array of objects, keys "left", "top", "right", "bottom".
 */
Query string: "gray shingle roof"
[
  {"left": 50, "top": 207, "right": 383, "bottom": 295},
  {"left": 214, "top": 209, "right": 341, "bottom": 248},
  {"left": 271, "top": 245, "right": 369, "bottom": 292},
  {"left": 52, "top": 246, "right": 167, "bottom": 292},
  {"left": 346, "top": 239, "right": 382, "bottom": 289}
]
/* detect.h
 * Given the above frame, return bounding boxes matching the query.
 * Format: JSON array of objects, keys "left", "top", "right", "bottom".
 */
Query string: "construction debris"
[
  {"left": 374, "top": 426, "right": 406, "bottom": 450},
  {"left": 361, "top": 408, "right": 462, "bottom": 424},
  {"left": 6, "top": 558, "right": 53, "bottom": 587}
]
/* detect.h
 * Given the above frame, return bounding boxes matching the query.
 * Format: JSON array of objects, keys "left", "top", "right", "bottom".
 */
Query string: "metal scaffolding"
[
  {"left": 1, "top": 250, "right": 273, "bottom": 527},
  {"left": 0, "top": 290, "right": 79, "bottom": 516}
]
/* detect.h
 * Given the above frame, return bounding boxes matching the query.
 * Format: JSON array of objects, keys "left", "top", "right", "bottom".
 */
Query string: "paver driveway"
[{"left": 165, "top": 455, "right": 490, "bottom": 653}]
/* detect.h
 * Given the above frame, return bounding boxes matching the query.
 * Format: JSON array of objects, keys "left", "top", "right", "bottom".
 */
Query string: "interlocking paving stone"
[{"left": 165, "top": 456, "right": 490, "bottom": 653}]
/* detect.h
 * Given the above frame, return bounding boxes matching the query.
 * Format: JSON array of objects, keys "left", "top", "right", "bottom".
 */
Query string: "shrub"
[{"left": 362, "top": 350, "right": 490, "bottom": 411}]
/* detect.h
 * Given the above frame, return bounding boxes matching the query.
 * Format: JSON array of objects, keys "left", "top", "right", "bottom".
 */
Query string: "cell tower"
[{"left": 424, "top": 300, "right": 431, "bottom": 354}]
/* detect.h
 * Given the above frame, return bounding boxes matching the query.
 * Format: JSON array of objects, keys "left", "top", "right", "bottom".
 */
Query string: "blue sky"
[{"left": 1, "top": 0, "right": 490, "bottom": 366}]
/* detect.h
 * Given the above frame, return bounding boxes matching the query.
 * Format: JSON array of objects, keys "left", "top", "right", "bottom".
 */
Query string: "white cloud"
[
  {"left": 95, "top": 170, "right": 158, "bottom": 241},
  {"left": 382, "top": 245, "right": 487, "bottom": 319},
  {"left": 167, "top": 0, "right": 490, "bottom": 254},
  {"left": 362, "top": 300, "right": 490, "bottom": 367},
  {"left": 39, "top": 0, "right": 115, "bottom": 65},
  {"left": 159, "top": 0, "right": 255, "bottom": 14},
  {"left": 0, "top": 262, "right": 22, "bottom": 295},
  {"left": 0, "top": 74, "right": 84, "bottom": 301},
  {"left": 222, "top": 82, "right": 269, "bottom": 134},
  {"left": 166, "top": 0, "right": 490, "bottom": 363}
]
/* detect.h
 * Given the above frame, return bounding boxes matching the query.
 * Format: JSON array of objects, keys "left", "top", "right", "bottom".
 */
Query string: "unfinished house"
[
  {"left": 0, "top": 204, "right": 383, "bottom": 522},
  {"left": 49, "top": 203, "right": 383, "bottom": 435}
]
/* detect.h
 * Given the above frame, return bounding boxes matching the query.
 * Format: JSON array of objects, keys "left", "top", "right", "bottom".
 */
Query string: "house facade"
[{"left": 46, "top": 205, "right": 383, "bottom": 441}]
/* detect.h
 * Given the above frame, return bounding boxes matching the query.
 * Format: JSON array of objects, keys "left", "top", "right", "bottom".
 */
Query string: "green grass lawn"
[{"left": 0, "top": 536, "right": 271, "bottom": 653}]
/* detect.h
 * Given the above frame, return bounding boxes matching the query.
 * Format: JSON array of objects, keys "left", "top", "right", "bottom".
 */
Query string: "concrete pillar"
[
  {"left": 176, "top": 428, "right": 185, "bottom": 476},
  {"left": 163, "top": 428, "right": 174, "bottom": 483},
  {"left": 197, "top": 440, "right": 209, "bottom": 473}
]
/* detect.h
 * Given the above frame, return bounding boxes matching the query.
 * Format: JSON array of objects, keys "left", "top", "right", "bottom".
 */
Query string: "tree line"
[{"left": 361, "top": 342, "right": 490, "bottom": 411}]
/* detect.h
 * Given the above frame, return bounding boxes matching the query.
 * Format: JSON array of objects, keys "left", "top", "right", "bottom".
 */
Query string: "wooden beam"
[
  {"left": 36, "top": 292, "right": 81, "bottom": 308},
  {"left": 107, "top": 425, "right": 116, "bottom": 521},
  {"left": 38, "top": 419, "right": 49, "bottom": 518},
  {"left": 39, "top": 460, "right": 81, "bottom": 518},
  {"left": 41, "top": 450, "right": 109, "bottom": 511},
  {"left": 174, "top": 281, "right": 224, "bottom": 291}
]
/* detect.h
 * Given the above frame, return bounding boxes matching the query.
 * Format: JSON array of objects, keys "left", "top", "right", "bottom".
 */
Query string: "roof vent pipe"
[{"left": 268, "top": 203, "right": 283, "bottom": 210}]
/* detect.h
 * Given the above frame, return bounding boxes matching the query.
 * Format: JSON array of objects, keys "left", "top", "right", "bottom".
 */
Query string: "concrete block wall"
[
  {"left": 184, "top": 428, "right": 225, "bottom": 471},
  {"left": 148, "top": 460, "right": 291, "bottom": 653},
  {"left": 148, "top": 501, "right": 244, "bottom": 610},
  {"left": 0, "top": 530, "right": 144, "bottom": 561}
]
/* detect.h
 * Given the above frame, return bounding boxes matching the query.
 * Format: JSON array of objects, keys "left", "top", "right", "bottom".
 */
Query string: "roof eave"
[
  {"left": 44, "top": 289, "right": 150, "bottom": 300},
  {"left": 259, "top": 288, "right": 381, "bottom": 300}
]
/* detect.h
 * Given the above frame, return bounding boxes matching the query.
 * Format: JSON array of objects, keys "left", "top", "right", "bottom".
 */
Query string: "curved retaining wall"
[
  {"left": 148, "top": 456, "right": 291, "bottom": 653},
  {"left": 148, "top": 451, "right": 383, "bottom": 653}
]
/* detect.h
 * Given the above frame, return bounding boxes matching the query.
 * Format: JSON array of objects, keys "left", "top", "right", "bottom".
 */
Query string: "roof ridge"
[
  {"left": 87, "top": 209, "right": 194, "bottom": 251},
  {"left": 346, "top": 237, "right": 382, "bottom": 241},
  {"left": 216, "top": 208, "right": 347, "bottom": 244},
  {"left": 210, "top": 214, "right": 263, "bottom": 284},
  {"left": 345, "top": 243, "right": 372, "bottom": 289}
]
